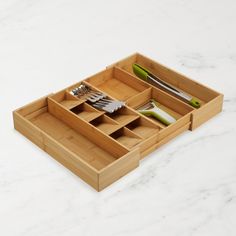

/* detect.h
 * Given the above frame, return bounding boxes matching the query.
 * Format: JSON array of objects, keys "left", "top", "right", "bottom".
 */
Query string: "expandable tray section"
[
  {"left": 108, "top": 53, "right": 223, "bottom": 130},
  {"left": 13, "top": 95, "right": 140, "bottom": 191}
]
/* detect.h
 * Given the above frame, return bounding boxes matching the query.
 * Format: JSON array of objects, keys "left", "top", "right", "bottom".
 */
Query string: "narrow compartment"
[
  {"left": 126, "top": 117, "right": 161, "bottom": 139},
  {"left": 110, "top": 127, "right": 142, "bottom": 149},
  {"left": 89, "top": 114, "right": 121, "bottom": 135},
  {"left": 106, "top": 106, "right": 139, "bottom": 126},
  {"left": 85, "top": 67, "right": 149, "bottom": 101},
  {"left": 70, "top": 102, "right": 103, "bottom": 122},
  {"left": 31, "top": 112, "right": 118, "bottom": 170},
  {"left": 127, "top": 87, "right": 193, "bottom": 128},
  {"left": 61, "top": 99, "right": 83, "bottom": 110},
  {"left": 50, "top": 89, "right": 84, "bottom": 110},
  {"left": 109, "top": 53, "right": 220, "bottom": 106},
  {"left": 125, "top": 86, "right": 194, "bottom": 140},
  {"left": 61, "top": 92, "right": 85, "bottom": 109}
]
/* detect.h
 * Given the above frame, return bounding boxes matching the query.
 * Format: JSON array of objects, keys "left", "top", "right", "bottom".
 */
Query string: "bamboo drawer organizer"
[{"left": 13, "top": 53, "right": 223, "bottom": 191}]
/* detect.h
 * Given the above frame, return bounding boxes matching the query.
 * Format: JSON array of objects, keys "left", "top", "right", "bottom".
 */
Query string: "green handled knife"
[{"left": 133, "top": 63, "right": 201, "bottom": 108}]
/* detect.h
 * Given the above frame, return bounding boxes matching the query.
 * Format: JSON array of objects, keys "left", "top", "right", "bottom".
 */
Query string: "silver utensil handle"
[{"left": 147, "top": 75, "right": 192, "bottom": 101}]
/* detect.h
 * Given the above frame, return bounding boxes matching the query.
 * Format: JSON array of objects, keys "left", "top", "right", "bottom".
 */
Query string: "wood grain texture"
[
  {"left": 190, "top": 94, "right": 224, "bottom": 130},
  {"left": 109, "top": 53, "right": 223, "bottom": 131},
  {"left": 13, "top": 110, "right": 100, "bottom": 190},
  {"left": 98, "top": 148, "right": 140, "bottom": 191},
  {"left": 13, "top": 53, "right": 223, "bottom": 191},
  {"left": 47, "top": 97, "right": 128, "bottom": 158}
]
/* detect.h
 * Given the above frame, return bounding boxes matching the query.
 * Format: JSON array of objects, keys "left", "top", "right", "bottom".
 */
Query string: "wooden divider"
[
  {"left": 107, "top": 53, "right": 223, "bottom": 130},
  {"left": 47, "top": 96, "right": 129, "bottom": 158}
]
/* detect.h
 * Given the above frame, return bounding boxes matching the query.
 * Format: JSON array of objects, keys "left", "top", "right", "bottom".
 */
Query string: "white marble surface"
[{"left": 1, "top": 0, "right": 236, "bottom": 235}]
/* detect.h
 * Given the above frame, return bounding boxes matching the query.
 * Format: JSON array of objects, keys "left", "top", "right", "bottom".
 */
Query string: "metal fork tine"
[{"left": 70, "top": 84, "right": 125, "bottom": 113}]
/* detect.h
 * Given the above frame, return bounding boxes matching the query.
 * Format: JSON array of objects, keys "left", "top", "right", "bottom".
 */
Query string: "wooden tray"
[{"left": 13, "top": 53, "right": 223, "bottom": 191}]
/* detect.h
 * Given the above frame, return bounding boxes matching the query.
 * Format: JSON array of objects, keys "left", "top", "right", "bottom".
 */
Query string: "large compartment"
[{"left": 85, "top": 67, "right": 149, "bottom": 101}]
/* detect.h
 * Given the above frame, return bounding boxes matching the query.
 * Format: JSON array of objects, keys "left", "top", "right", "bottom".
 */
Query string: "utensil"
[
  {"left": 138, "top": 99, "right": 176, "bottom": 125},
  {"left": 70, "top": 84, "right": 125, "bottom": 113},
  {"left": 70, "top": 84, "right": 106, "bottom": 103},
  {"left": 133, "top": 63, "right": 201, "bottom": 108},
  {"left": 93, "top": 99, "right": 125, "bottom": 113}
]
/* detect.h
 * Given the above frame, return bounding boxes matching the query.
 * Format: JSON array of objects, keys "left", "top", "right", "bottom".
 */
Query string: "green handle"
[
  {"left": 132, "top": 63, "right": 150, "bottom": 81},
  {"left": 139, "top": 110, "right": 172, "bottom": 126},
  {"left": 133, "top": 63, "right": 201, "bottom": 109},
  {"left": 189, "top": 98, "right": 201, "bottom": 108}
]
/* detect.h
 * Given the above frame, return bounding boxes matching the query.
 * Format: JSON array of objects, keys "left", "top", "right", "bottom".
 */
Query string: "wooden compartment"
[
  {"left": 106, "top": 106, "right": 139, "bottom": 126},
  {"left": 126, "top": 117, "right": 161, "bottom": 139},
  {"left": 108, "top": 53, "right": 223, "bottom": 130},
  {"left": 13, "top": 52, "right": 223, "bottom": 191},
  {"left": 13, "top": 96, "right": 140, "bottom": 191},
  {"left": 85, "top": 67, "right": 149, "bottom": 101},
  {"left": 110, "top": 127, "right": 143, "bottom": 149},
  {"left": 70, "top": 103, "right": 102, "bottom": 122},
  {"left": 50, "top": 89, "right": 103, "bottom": 122},
  {"left": 89, "top": 114, "right": 121, "bottom": 135},
  {"left": 126, "top": 87, "right": 194, "bottom": 140},
  {"left": 49, "top": 88, "right": 84, "bottom": 109}
]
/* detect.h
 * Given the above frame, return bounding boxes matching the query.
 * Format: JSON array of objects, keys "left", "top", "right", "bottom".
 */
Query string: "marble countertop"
[{"left": 1, "top": 0, "right": 236, "bottom": 235}]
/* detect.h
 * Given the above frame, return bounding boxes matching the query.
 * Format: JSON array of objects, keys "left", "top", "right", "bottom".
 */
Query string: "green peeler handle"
[{"left": 139, "top": 110, "right": 172, "bottom": 126}]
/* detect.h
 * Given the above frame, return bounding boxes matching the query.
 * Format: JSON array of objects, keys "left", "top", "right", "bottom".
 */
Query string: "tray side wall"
[
  {"left": 98, "top": 148, "right": 140, "bottom": 191},
  {"left": 13, "top": 98, "right": 99, "bottom": 191},
  {"left": 190, "top": 94, "right": 224, "bottom": 130}
]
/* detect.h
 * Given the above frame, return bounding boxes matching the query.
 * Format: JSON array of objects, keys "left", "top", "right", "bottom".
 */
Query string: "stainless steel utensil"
[
  {"left": 70, "top": 84, "right": 106, "bottom": 103},
  {"left": 133, "top": 63, "right": 201, "bottom": 108},
  {"left": 92, "top": 99, "right": 125, "bottom": 113},
  {"left": 70, "top": 84, "right": 125, "bottom": 113}
]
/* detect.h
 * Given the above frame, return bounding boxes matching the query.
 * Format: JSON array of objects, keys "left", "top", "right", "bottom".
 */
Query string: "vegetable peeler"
[
  {"left": 138, "top": 99, "right": 176, "bottom": 125},
  {"left": 133, "top": 63, "right": 201, "bottom": 108}
]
